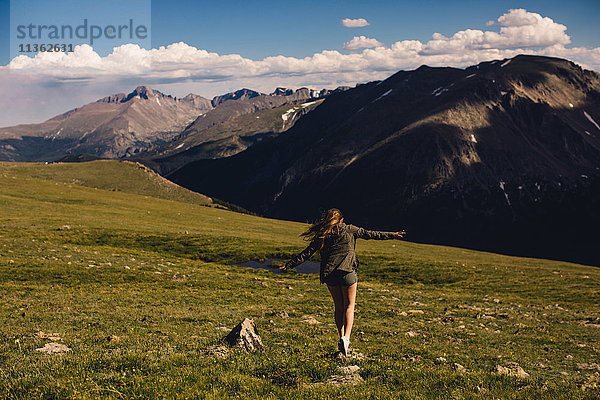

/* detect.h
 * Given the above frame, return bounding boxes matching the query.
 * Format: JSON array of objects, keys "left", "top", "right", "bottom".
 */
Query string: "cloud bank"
[
  {"left": 343, "top": 36, "right": 384, "bottom": 50},
  {"left": 2, "top": 9, "right": 599, "bottom": 126},
  {"left": 342, "top": 18, "right": 370, "bottom": 28}
]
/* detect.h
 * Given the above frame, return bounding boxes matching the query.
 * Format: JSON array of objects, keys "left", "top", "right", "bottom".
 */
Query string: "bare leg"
[
  {"left": 341, "top": 282, "right": 357, "bottom": 340},
  {"left": 327, "top": 285, "right": 345, "bottom": 337}
]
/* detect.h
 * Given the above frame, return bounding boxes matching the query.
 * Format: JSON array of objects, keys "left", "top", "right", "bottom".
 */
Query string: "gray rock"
[
  {"left": 337, "top": 365, "right": 360, "bottom": 374},
  {"left": 496, "top": 362, "right": 529, "bottom": 378},
  {"left": 36, "top": 342, "right": 71, "bottom": 354},
  {"left": 301, "top": 315, "right": 320, "bottom": 325},
  {"left": 225, "top": 318, "right": 265, "bottom": 351},
  {"left": 452, "top": 363, "right": 467, "bottom": 373}
]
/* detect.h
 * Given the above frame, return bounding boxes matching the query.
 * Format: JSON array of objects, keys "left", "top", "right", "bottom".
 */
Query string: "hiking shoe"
[{"left": 341, "top": 336, "right": 350, "bottom": 356}]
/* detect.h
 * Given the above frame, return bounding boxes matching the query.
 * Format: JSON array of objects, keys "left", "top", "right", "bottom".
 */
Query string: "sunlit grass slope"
[
  {"left": 1, "top": 160, "right": 212, "bottom": 206},
  {"left": 0, "top": 161, "right": 598, "bottom": 399}
]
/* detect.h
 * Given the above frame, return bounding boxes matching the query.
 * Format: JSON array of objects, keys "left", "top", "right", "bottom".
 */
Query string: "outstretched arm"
[
  {"left": 279, "top": 240, "right": 319, "bottom": 271},
  {"left": 349, "top": 224, "right": 406, "bottom": 240}
]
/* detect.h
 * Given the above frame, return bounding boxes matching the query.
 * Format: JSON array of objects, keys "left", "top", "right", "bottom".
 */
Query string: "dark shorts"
[{"left": 324, "top": 269, "right": 357, "bottom": 286}]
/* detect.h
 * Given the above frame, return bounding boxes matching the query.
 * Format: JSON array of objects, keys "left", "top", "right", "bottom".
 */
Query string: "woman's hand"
[{"left": 394, "top": 230, "right": 406, "bottom": 239}]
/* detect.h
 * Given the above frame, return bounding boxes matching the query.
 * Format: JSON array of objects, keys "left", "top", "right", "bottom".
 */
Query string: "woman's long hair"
[{"left": 301, "top": 208, "right": 343, "bottom": 250}]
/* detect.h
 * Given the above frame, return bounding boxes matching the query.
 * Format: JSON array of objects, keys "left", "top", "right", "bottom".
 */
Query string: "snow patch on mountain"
[{"left": 584, "top": 111, "right": 600, "bottom": 131}]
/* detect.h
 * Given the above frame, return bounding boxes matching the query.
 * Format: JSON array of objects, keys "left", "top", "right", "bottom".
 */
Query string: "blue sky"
[
  {"left": 150, "top": 0, "right": 600, "bottom": 58},
  {"left": 0, "top": 0, "right": 598, "bottom": 126},
  {"left": 1, "top": 0, "right": 599, "bottom": 64}
]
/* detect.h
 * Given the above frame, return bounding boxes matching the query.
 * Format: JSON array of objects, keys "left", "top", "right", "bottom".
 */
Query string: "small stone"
[
  {"left": 325, "top": 373, "right": 363, "bottom": 386},
  {"left": 435, "top": 357, "right": 447, "bottom": 364},
  {"left": 577, "top": 363, "right": 600, "bottom": 370},
  {"left": 273, "top": 311, "right": 289, "bottom": 318},
  {"left": 405, "top": 331, "right": 419, "bottom": 337},
  {"left": 107, "top": 335, "right": 121, "bottom": 343},
  {"left": 452, "top": 363, "right": 467, "bottom": 373},
  {"left": 496, "top": 363, "right": 529, "bottom": 378},
  {"left": 302, "top": 316, "right": 320, "bottom": 325},
  {"left": 337, "top": 365, "right": 360, "bottom": 374},
  {"left": 225, "top": 318, "right": 265, "bottom": 352},
  {"left": 566, "top": 354, "right": 573, "bottom": 359},
  {"left": 36, "top": 342, "right": 71, "bottom": 354},
  {"left": 408, "top": 310, "right": 424, "bottom": 314},
  {"left": 58, "top": 225, "right": 71, "bottom": 231}
]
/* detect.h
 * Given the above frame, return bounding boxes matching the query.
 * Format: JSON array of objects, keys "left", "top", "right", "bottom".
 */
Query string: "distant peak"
[
  {"left": 211, "top": 88, "right": 263, "bottom": 107},
  {"left": 96, "top": 86, "right": 168, "bottom": 104},
  {"left": 131, "top": 85, "right": 155, "bottom": 99},
  {"left": 271, "top": 87, "right": 295, "bottom": 96}
]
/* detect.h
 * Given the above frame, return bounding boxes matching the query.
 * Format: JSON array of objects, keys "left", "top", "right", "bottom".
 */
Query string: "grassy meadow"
[{"left": 0, "top": 160, "right": 598, "bottom": 399}]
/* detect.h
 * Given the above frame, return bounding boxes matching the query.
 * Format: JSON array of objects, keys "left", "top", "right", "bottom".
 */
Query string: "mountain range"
[
  {"left": 167, "top": 55, "right": 600, "bottom": 266},
  {"left": 0, "top": 86, "right": 209, "bottom": 160},
  {"left": 1, "top": 54, "right": 598, "bottom": 265},
  {"left": 0, "top": 85, "right": 341, "bottom": 162}
]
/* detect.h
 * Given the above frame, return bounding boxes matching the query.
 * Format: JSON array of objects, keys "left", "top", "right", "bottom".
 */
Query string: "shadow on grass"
[{"left": 56, "top": 228, "right": 297, "bottom": 265}]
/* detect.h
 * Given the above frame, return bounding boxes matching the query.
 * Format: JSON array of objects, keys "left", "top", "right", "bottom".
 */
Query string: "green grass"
[
  {"left": 0, "top": 161, "right": 599, "bottom": 399},
  {"left": 1, "top": 160, "right": 212, "bottom": 206}
]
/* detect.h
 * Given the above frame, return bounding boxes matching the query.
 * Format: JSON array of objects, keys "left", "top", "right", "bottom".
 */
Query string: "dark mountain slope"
[{"left": 168, "top": 55, "right": 600, "bottom": 265}]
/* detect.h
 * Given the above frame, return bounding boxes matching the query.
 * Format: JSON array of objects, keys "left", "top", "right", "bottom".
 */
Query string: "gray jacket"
[{"left": 284, "top": 222, "right": 398, "bottom": 283}]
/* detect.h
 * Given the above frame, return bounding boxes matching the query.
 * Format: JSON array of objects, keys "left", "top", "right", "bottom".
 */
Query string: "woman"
[{"left": 279, "top": 208, "right": 405, "bottom": 356}]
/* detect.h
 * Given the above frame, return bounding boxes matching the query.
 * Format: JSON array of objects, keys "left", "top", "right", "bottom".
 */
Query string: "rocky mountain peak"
[
  {"left": 271, "top": 87, "right": 295, "bottom": 96},
  {"left": 128, "top": 85, "right": 156, "bottom": 100},
  {"left": 97, "top": 86, "right": 161, "bottom": 104},
  {"left": 211, "top": 89, "right": 263, "bottom": 107},
  {"left": 181, "top": 93, "right": 213, "bottom": 110}
]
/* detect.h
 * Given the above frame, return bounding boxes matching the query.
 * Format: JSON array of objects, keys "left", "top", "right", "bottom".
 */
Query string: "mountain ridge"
[
  {"left": 167, "top": 55, "right": 600, "bottom": 266},
  {"left": 0, "top": 85, "right": 343, "bottom": 162}
]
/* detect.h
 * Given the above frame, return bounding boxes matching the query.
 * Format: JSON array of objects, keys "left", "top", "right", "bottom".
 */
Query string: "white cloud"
[
  {"left": 342, "top": 18, "right": 370, "bottom": 28},
  {"left": 419, "top": 9, "right": 570, "bottom": 55},
  {"left": 2, "top": 8, "right": 599, "bottom": 126},
  {"left": 343, "top": 36, "right": 384, "bottom": 50}
]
